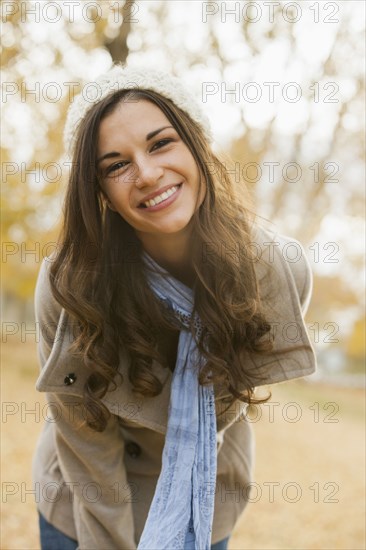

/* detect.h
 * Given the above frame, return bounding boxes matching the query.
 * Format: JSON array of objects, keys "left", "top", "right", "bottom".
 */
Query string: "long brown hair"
[{"left": 50, "top": 88, "right": 275, "bottom": 430}]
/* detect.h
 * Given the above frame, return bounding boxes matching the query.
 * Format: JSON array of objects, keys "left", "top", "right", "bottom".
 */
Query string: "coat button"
[
  {"left": 64, "top": 373, "right": 77, "bottom": 385},
  {"left": 126, "top": 442, "right": 141, "bottom": 458}
]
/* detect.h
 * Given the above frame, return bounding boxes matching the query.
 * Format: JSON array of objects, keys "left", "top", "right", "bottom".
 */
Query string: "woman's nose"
[{"left": 134, "top": 157, "right": 164, "bottom": 188}]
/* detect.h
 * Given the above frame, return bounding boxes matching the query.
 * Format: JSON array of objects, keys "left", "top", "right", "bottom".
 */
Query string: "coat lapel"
[{"left": 35, "top": 310, "right": 172, "bottom": 434}]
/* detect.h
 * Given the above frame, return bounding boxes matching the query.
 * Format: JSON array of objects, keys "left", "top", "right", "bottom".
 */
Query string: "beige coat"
[{"left": 32, "top": 225, "right": 316, "bottom": 549}]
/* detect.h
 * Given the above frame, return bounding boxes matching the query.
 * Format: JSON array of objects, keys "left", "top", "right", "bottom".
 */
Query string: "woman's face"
[{"left": 97, "top": 99, "right": 206, "bottom": 244}]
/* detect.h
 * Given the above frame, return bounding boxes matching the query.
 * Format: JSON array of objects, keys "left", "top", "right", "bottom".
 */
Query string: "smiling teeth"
[{"left": 143, "top": 185, "right": 179, "bottom": 207}]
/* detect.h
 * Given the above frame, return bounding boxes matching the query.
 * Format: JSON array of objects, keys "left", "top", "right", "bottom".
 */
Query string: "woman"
[{"left": 33, "top": 64, "right": 316, "bottom": 550}]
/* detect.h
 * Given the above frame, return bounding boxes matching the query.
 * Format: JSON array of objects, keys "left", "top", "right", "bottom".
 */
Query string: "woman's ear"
[{"left": 100, "top": 190, "right": 117, "bottom": 212}]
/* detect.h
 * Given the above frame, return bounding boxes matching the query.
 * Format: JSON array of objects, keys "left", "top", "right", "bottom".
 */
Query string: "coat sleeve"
[
  {"left": 34, "top": 259, "right": 137, "bottom": 550},
  {"left": 247, "top": 226, "right": 317, "bottom": 386},
  {"left": 275, "top": 233, "right": 313, "bottom": 316}
]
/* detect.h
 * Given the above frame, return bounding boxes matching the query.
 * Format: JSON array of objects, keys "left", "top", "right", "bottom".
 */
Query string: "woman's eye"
[
  {"left": 151, "top": 138, "right": 173, "bottom": 151},
  {"left": 106, "top": 161, "right": 128, "bottom": 175}
]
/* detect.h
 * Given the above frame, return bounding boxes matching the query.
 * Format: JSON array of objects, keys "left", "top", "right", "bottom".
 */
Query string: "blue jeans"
[
  {"left": 39, "top": 512, "right": 230, "bottom": 549},
  {"left": 39, "top": 512, "right": 78, "bottom": 550}
]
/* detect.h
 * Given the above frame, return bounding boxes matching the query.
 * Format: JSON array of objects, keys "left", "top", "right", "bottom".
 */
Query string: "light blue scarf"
[{"left": 137, "top": 251, "right": 217, "bottom": 550}]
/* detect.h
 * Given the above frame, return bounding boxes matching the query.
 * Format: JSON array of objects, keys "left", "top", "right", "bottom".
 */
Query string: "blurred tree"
[
  {"left": 104, "top": 0, "right": 133, "bottom": 62},
  {"left": 346, "top": 316, "right": 366, "bottom": 372},
  {"left": 200, "top": 2, "right": 365, "bottom": 345},
  {"left": 1, "top": 0, "right": 134, "bottom": 319}
]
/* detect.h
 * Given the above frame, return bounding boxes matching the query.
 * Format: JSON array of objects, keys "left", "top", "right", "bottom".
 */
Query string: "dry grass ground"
[{"left": 1, "top": 339, "right": 365, "bottom": 550}]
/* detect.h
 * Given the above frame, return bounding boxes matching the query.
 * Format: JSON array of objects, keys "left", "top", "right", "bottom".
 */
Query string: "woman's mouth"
[{"left": 138, "top": 184, "right": 182, "bottom": 211}]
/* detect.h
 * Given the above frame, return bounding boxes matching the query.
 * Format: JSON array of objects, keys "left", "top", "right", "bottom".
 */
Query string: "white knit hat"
[{"left": 63, "top": 64, "right": 212, "bottom": 156}]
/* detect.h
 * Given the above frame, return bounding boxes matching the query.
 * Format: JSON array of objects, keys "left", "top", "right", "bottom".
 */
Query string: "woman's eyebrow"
[
  {"left": 97, "top": 151, "right": 120, "bottom": 165},
  {"left": 97, "top": 126, "right": 174, "bottom": 165},
  {"left": 146, "top": 126, "right": 173, "bottom": 141}
]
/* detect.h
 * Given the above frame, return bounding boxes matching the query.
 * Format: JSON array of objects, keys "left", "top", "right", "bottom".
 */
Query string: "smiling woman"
[
  {"left": 97, "top": 98, "right": 204, "bottom": 286},
  {"left": 32, "top": 64, "right": 316, "bottom": 550}
]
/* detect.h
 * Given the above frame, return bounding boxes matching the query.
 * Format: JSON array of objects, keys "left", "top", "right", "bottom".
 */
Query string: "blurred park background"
[{"left": 1, "top": 1, "right": 365, "bottom": 548}]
